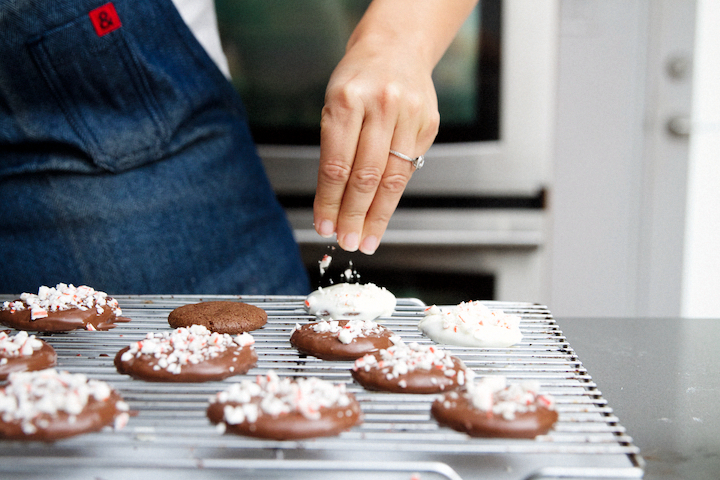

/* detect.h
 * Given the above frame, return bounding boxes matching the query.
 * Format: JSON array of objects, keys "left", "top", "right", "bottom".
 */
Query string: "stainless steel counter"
[{"left": 560, "top": 318, "right": 720, "bottom": 480}]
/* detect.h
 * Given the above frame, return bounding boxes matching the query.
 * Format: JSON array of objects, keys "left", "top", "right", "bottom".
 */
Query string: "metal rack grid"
[{"left": 0, "top": 295, "right": 644, "bottom": 480}]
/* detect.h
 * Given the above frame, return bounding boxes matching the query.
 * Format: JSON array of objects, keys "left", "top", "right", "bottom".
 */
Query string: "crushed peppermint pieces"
[
  {"left": 318, "top": 254, "right": 332, "bottom": 277},
  {"left": 0, "top": 369, "right": 128, "bottom": 435},
  {"left": 353, "top": 337, "right": 470, "bottom": 385},
  {"left": 0, "top": 283, "right": 122, "bottom": 321},
  {"left": 0, "top": 331, "right": 44, "bottom": 359},
  {"left": 424, "top": 301, "right": 521, "bottom": 332},
  {"left": 293, "top": 319, "right": 387, "bottom": 344},
  {"left": 465, "top": 376, "right": 556, "bottom": 420},
  {"left": 211, "top": 370, "right": 353, "bottom": 424},
  {"left": 120, "top": 325, "right": 254, "bottom": 375}
]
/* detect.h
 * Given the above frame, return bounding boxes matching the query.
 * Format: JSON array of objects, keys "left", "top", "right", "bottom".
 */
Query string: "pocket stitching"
[{"left": 28, "top": 26, "right": 169, "bottom": 172}]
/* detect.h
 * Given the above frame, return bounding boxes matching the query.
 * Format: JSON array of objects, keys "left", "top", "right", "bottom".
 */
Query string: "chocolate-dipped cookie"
[
  {"left": 290, "top": 319, "right": 395, "bottom": 361},
  {"left": 207, "top": 370, "right": 362, "bottom": 440},
  {"left": 0, "top": 330, "right": 57, "bottom": 381},
  {"left": 0, "top": 284, "right": 128, "bottom": 332},
  {"left": 431, "top": 376, "right": 558, "bottom": 439},
  {"left": 168, "top": 301, "right": 266, "bottom": 334},
  {"left": 115, "top": 325, "right": 257, "bottom": 382},
  {"left": 351, "top": 339, "right": 470, "bottom": 394},
  {"left": 0, "top": 369, "right": 129, "bottom": 441}
]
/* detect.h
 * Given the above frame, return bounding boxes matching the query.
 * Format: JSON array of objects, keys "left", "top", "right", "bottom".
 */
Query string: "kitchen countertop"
[{"left": 559, "top": 317, "right": 720, "bottom": 480}]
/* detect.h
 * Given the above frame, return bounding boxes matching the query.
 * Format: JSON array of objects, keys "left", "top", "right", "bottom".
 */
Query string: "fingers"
[
  {"left": 356, "top": 154, "right": 413, "bottom": 254},
  {"left": 314, "top": 87, "right": 364, "bottom": 240},
  {"left": 354, "top": 111, "right": 420, "bottom": 253},
  {"left": 314, "top": 62, "right": 440, "bottom": 255},
  {"left": 315, "top": 82, "right": 411, "bottom": 254},
  {"left": 333, "top": 99, "right": 399, "bottom": 252}
]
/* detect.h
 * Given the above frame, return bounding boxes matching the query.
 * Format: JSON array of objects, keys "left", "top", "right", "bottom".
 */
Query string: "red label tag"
[{"left": 89, "top": 3, "right": 122, "bottom": 37}]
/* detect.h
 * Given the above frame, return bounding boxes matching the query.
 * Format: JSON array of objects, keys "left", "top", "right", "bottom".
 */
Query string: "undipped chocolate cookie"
[{"left": 168, "top": 301, "right": 267, "bottom": 334}]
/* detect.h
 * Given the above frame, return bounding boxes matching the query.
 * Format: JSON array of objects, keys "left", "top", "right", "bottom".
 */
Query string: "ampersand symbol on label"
[
  {"left": 89, "top": 3, "right": 122, "bottom": 37},
  {"left": 97, "top": 11, "right": 114, "bottom": 30}
]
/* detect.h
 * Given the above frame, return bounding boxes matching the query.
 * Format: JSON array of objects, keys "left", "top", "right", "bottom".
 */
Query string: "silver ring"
[{"left": 389, "top": 149, "right": 425, "bottom": 169}]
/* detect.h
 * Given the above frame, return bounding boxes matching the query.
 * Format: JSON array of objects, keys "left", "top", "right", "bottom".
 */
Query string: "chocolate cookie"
[
  {"left": 115, "top": 325, "right": 257, "bottom": 382},
  {"left": 168, "top": 301, "right": 267, "bottom": 334},
  {"left": 290, "top": 319, "right": 395, "bottom": 361},
  {"left": 351, "top": 340, "right": 470, "bottom": 394},
  {"left": 431, "top": 376, "right": 558, "bottom": 439},
  {"left": 207, "top": 370, "right": 362, "bottom": 440},
  {"left": 0, "top": 369, "right": 129, "bottom": 441},
  {"left": 0, "top": 331, "right": 57, "bottom": 381},
  {"left": 0, "top": 284, "right": 129, "bottom": 332}
]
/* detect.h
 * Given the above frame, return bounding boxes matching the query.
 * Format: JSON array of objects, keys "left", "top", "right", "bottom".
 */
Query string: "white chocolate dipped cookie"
[
  {"left": 304, "top": 283, "right": 396, "bottom": 321},
  {"left": 418, "top": 301, "right": 522, "bottom": 348}
]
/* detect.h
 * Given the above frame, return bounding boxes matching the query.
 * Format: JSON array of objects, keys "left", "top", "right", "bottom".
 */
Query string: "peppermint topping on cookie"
[
  {"left": 0, "top": 331, "right": 44, "bottom": 358},
  {"left": 295, "top": 319, "right": 387, "bottom": 345},
  {"left": 353, "top": 338, "right": 470, "bottom": 385},
  {"left": 466, "top": 376, "right": 555, "bottom": 420},
  {"left": 1, "top": 283, "right": 122, "bottom": 321},
  {"left": 120, "top": 325, "right": 254, "bottom": 375},
  {"left": 0, "top": 369, "right": 128, "bottom": 435},
  {"left": 213, "top": 370, "right": 353, "bottom": 424},
  {"left": 419, "top": 301, "right": 522, "bottom": 348}
]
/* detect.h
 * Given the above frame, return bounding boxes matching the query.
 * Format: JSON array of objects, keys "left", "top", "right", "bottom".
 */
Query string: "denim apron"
[{"left": 0, "top": 0, "right": 310, "bottom": 295}]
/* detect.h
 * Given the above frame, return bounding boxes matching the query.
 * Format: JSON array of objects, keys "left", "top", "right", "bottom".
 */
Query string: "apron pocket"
[{"left": 28, "top": 6, "right": 169, "bottom": 172}]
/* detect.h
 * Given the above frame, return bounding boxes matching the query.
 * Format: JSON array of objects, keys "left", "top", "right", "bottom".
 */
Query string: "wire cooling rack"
[{"left": 0, "top": 295, "right": 644, "bottom": 480}]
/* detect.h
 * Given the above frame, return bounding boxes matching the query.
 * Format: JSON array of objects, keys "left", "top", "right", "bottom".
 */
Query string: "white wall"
[
  {"left": 681, "top": 0, "right": 720, "bottom": 317},
  {"left": 549, "top": 0, "right": 700, "bottom": 317},
  {"left": 550, "top": 0, "right": 651, "bottom": 317}
]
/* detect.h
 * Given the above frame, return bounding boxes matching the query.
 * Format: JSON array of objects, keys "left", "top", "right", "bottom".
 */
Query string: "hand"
[
  {"left": 313, "top": 37, "right": 439, "bottom": 254},
  {"left": 312, "top": 0, "right": 477, "bottom": 255}
]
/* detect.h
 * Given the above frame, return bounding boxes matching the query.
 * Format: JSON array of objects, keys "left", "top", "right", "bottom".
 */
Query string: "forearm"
[{"left": 347, "top": 0, "right": 479, "bottom": 71}]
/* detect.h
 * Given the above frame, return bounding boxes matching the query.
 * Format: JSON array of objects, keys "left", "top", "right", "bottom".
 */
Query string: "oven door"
[{"left": 284, "top": 204, "right": 547, "bottom": 305}]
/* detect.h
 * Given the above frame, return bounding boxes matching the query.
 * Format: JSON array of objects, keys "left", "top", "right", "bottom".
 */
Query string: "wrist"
[{"left": 346, "top": 0, "right": 478, "bottom": 70}]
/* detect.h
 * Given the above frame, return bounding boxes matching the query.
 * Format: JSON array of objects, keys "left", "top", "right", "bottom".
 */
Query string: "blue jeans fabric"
[{"left": 0, "top": 0, "right": 310, "bottom": 295}]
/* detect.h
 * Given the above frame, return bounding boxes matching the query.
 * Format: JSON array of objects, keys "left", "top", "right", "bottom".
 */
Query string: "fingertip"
[
  {"left": 316, "top": 219, "right": 335, "bottom": 238},
  {"left": 339, "top": 232, "right": 359, "bottom": 252},
  {"left": 359, "top": 235, "right": 378, "bottom": 255}
]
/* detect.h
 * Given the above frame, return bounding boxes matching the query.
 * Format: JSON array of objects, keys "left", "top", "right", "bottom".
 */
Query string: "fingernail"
[
  {"left": 341, "top": 232, "right": 359, "bottom": 252},
  {"left": 317, "top": 219, "right": 335, "bottom": 238},
  {"left": 359, "top": 235, "right": 378, "bottom": 255}
]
